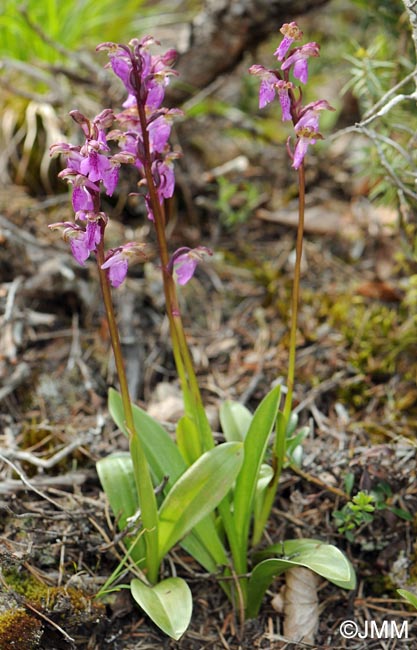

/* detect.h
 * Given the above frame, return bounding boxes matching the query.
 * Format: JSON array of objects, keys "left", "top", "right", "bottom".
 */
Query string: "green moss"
[
  {"left": 0, "top": 609, "right": 43, "bottom": 650},
  {"left": 301, "top": 284, "right": 416, "bottom": 374},
  {"left": 3, "top": 570, "right": 105, "bottom": 629}
]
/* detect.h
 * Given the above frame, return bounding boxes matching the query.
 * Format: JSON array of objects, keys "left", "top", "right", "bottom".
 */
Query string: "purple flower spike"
[{"left": 274, "top": 22, "right": 303, "bottom": 61}]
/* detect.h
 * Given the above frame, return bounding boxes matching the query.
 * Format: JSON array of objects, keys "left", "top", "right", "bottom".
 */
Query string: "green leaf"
[
  {"left": 181, "top": 527, "right": 221, "bottom": 572},
  {"left": 109, "top": 389, "right": 228, "bottom": 571},
  {"left": 388, "top": 506, "right": 413, "bottom": 521},
  {"left": 397, "top": 588, "right": 417, "bottom": 610},
  {"left": 96, "top": 453, "right": 144, "bottom": 565},
  {"left": 233, "top": 385, "right": 280, "bottom": 549},
  {"left": 131, "top": 577, "right": 192, "bottom": 640},
  {"left": 285, "top": 411, "right": 299, "bottom": 437},
  {"left": 344, "top": 472, "right": 355, "bottom": 495},
  {"left": 247, "top": 539, "right": 356, "bottom": 618},
  {"left": 219, "top": 400, "right": 253, "bottom": 442},
  {"left": 129, "top": 430, "right": 160, "bottom": 583},
  {"left": 176, "top": 415, "right": 202, "bottom": 465},
  {"left": 182, "top": 513, "right": 229, "bottom": 571},
  {"left": 253, "top": 463, "right": 274, "bottom": 525},
  {"left": 158, "top": 442, "right": 243, "bottom": 558},
  {"left": 109, "top": 388, "right": 186, "bottom": 487},
  {"left": 285, "top": 425, "right": 309, "bottom": 466},
  {"left": 96, "top": 453, "right": 138, "bottom": 529}
]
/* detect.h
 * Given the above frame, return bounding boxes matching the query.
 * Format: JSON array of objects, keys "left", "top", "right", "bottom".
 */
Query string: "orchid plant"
[{"left": 50, "top": 23, "right": 355, "bottom": 640}]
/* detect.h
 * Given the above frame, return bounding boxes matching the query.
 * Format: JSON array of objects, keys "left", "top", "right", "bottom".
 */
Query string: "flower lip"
[
  {"left": 169, "top": 246, "right": 213, "bottom": 285},
  {"left": 101, "top": 242, "right": 150, "bottom": 287}
]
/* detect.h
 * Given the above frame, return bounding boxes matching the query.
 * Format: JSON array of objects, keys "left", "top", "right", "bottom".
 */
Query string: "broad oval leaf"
[
  {"left": 131, "top": 577, "right": 192, "bottom": 640},
  {"left": 158, "top": 442, "right": 243, "bottom": 558},
  {"left": 219, "top": 400, "right": 253, "bottom": 442},
  {"left": 247, "top": 539, "right": 356, "bottom": 618}
]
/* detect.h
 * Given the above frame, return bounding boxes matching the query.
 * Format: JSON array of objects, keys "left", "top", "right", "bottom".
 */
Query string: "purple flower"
[
  {"left": 48, "top": 220, "right": 102, "bottom": 265},
  {"left": 249, "top": 65, "right": 293, "bottom": 120},
  {"left": 299, "top": 99, "right": 335, "bottom": 117},
  {"left": 152, "top": 158, "right": 176, "bottom": 200},
  {"left": 72, "top": 185, "right": 95, "bottom": 213},
  {"left": 249, "top": 65, "right": 278, "bottom": 108},
  {"left": 144, "top": 156, "right": 178, "bottom": 220},
  {"left": 102, "top": 255, "right": 128, "bottom": 287},
  {"left": 292, "top": 100, "right": 334, "bottom": 169},
  {"left": 70, "top": 221, "right": 101, "bottom": 264},
  {"left": 101, "top": 242, "right": 149, "bottom": 287},
  {"left": 111, "top": 54, "right": 134, "bottom": 95},
  {"left": 70, "top": 108, "right": 114, "bottom": 137},
  {"left": 292, "top": 131, "right": 317, "bottom": 170},
  {"left": 79, "top": 150, "right": 118, "bottom": 195},
  {"left": 281, "top": 42, "right": 320, "bottom": 84},
  {"left": 51, "top": 110, "right": 122, "bottom": 199},
  {"left": 274, "top": 22, "right": 303, "bottom": 61},
  {"left": 276, "top": 80, "right": 293, "bottom": 121},
  {"left": 97, "top": 37, "right": 177, "bottom": 112},
  {"left": 170, "top": 246, "right": 212, "bottom": 285},
  {"left": 173, "top": 255, "right": 198, "bottom": 285},
  {"left": 148, "top": 110, "right": 181, "bottom": 153}
]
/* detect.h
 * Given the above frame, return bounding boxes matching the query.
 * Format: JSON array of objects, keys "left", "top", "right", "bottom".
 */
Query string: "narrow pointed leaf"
[
  {"left": 233, "top": 385, "right": 280, "bottom": 545},
  {"left": 176, "top": 415, "right": 202, "bottom": 465},
  {"left": 129, "top": 431, "right": 160, "bottom": 583},
  {"left": 158, "top": 442, "right": 243, "bottom": 558},
  {"left": 109, "top": 388, "right": 186, "bottom": 486},
  {"left": 182, "top": 516, "right": 228, "bottom": 570},
  {"left": 397, "top": 589, "right": 417, "bottom": 610},
  {"left": 131, "top": 577, "right": 192, "bottom": 640}
]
